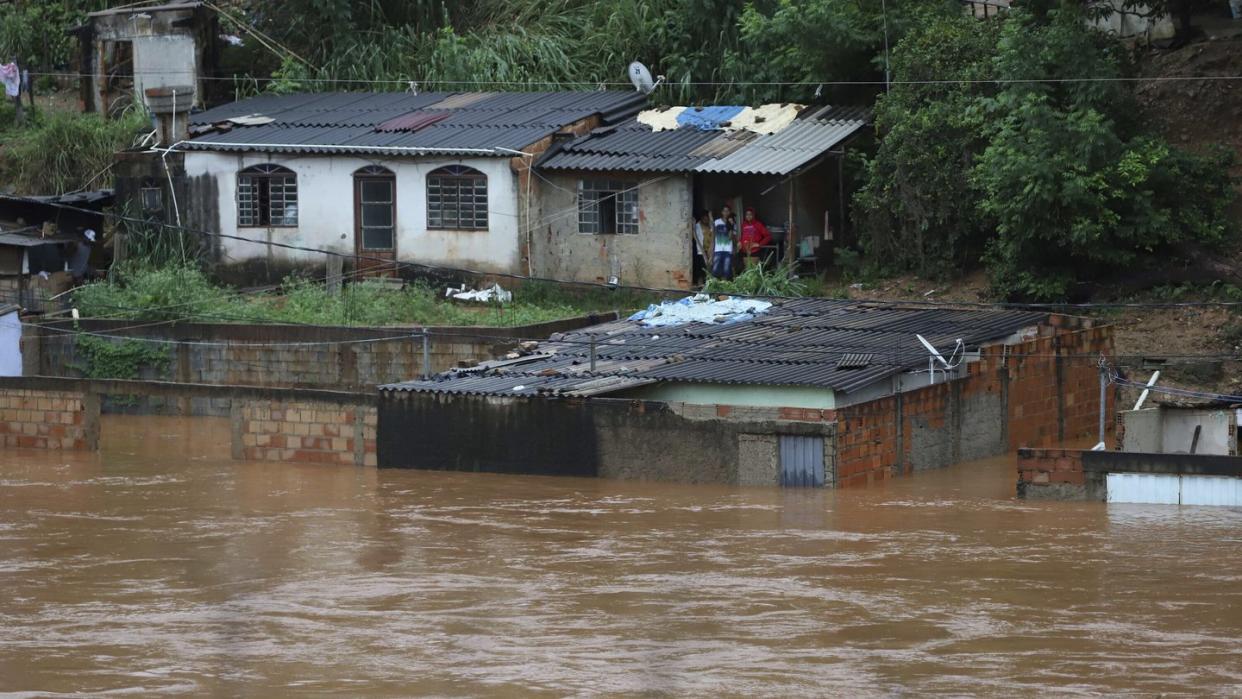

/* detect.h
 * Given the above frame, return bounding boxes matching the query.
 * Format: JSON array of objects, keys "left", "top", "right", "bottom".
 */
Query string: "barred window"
[
  {"left": 427, "top": 165, "right": 487, "bottom": 230},
  {"left": 578, "top": 179, "right": 638, "bottom": 235},
  {"left": 237, "top": 164, "right": 298, "bottom": 227}
]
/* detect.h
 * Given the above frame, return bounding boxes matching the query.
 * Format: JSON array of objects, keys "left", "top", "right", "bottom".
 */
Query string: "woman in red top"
[{"left": 738, "top": 207, "right": 772, "bottom": 267}]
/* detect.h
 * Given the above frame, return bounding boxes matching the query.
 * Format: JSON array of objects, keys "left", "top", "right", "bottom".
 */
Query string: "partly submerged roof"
[
  {"left": 538, "top": 105, "right": 869, "bottom": 175},
  {"left": 183, "top": 91, "right": 648, "bottom": 157},
  {"left": 381, "top": 298, "right": 1047, "bottom": 399}
]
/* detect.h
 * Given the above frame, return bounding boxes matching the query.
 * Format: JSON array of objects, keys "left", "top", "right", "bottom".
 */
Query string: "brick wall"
[
  {"left": 233, "top": 399, "right": 377, "bottom": 466},
  {"left": 0, "top": 387, "right": 98, "bottom": 450},
  {"left": 1016, "top": 447, "right": 1087, "bottom": 499},
  {"left": 832, "top": 323, "right": 1115, "bottom": 488}
]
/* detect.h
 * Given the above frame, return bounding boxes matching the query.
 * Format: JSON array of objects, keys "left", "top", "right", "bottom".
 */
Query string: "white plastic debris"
[
  {"left": 445, "top": 283, "right": 513, "bottom": 304},
  {"left": 627, "top": 294, "right": 772, "bottom": 327}
]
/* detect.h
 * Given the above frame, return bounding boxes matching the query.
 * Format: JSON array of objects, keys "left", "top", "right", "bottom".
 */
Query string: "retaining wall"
[
  {"left": 0, "top": 386, "right": 99, "bottom": 450},
  {"left": 23, "top": 314, "right": 614, "bottom": 415}
]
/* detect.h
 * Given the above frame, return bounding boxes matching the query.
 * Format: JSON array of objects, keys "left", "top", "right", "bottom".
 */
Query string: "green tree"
[
  {"left": 852, "top": 10, "right": 1000, "bottom": 276},
  {"left": 854, "top": 5, "right": 1235, "bottom": 299}
]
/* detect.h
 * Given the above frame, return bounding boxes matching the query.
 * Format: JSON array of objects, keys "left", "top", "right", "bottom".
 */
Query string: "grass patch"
[
  {"left": 72, "top": 265, "right": 665, "bottom": 327},
  {"left": 0, "top": 109, "right": 148, "bottom": 194}
]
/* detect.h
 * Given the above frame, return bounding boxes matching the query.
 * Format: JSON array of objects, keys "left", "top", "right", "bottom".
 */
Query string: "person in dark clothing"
[
  {"left": 710, "top": 206, "right": 736, "bottom": 280},
  {"left": 68, "top": 229, "right": 96, "bottom": 284}
]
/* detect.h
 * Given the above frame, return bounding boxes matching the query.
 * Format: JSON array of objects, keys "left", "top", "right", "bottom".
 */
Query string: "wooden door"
[{"left": 354, "top": 167, "right": 397, "bottom": 277}]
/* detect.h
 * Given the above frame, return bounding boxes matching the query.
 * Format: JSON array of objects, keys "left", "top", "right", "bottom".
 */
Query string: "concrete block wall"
[
  {"left": 233, "top": 399, "right": 377, "bottom": 466},
  {"left": 29, "top": 317, "right": 612, "bottom": 401},
  {"left": 1016, "top": 448, "right": 1087, "bottom": 500},
  {"left": 0, "top": 387, "right": 99, "bottom": 450}
]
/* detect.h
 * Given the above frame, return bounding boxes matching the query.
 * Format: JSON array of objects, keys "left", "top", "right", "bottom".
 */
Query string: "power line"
[{"left": 23, "top": 70, "right": 1242, "bottom": 87}]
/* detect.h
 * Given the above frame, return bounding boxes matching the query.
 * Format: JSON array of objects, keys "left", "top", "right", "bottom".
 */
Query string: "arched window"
[
  {"left": 427, "top": 165, "right": 487, "bottom": 230},
  {"left": 237, "top": 164, "right": 297, "bottom": 227},
  {"left": 354, "top": 165, "right": 396, "bottom": 252}
]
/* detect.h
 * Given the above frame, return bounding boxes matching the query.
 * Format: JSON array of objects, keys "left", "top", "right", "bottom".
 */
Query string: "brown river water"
[{"left": 2, "top": 416, "right": 1241, "bottom": 697}]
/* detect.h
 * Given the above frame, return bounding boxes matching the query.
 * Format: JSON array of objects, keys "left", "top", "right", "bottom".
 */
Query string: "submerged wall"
[
  {"left": 377, "top": 391, "right": 835, "bottom": 485},
  {"left": 0, "top": 386, "right": 99, "bottom": 450}
]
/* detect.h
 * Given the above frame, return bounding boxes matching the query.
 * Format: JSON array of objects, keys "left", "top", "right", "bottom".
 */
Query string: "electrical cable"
[{"left": 22, "top": 70, "right": 1242, "bottom": 87}]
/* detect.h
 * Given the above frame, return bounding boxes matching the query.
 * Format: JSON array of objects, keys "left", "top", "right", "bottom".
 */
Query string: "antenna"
[
  {"left": 628, "top": 61, "right": 655, "bottom": 94},
  {"left": 916, "top": 335, "right": 964, "bottom": 384}
]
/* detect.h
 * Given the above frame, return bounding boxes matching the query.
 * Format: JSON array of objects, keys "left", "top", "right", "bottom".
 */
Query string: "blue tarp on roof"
[{"left": 676, "top": 106, "right": 745, "bottom": 131}]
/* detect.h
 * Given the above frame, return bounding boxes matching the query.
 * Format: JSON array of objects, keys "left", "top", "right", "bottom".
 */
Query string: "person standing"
[
  {"left": 738, "top": 207, "right": 772, "bottom": 268},
  {"left": 691, "top": 209, "right": 711, "bottom": 284},
  {"left": 68, "top": 229, "right": 96, "bottom": 285},
  {"left": 711, "top": 207, "right": 735, "bottom": 280}
]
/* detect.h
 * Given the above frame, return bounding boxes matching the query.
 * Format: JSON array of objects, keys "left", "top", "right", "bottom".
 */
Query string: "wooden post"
[
  {"left": 326, "top": 253, "right": 343, "bottom": 297},
  {"left": 786, "top": 175, "right": 797, "bottom": 264}
]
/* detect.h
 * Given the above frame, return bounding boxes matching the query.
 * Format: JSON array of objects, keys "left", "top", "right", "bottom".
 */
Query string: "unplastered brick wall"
[
  {"left": 1016, "top": 447, "right": 1087, "bottom": 500},
  {"left": 833, "top": 323, "right": 1115, "bottom": 488},
  {"left": 234, "top": 400, "right": 377, "bottom": 466},
  {"left": 0, "top": 388, "right": 99, "bottom": 450}
]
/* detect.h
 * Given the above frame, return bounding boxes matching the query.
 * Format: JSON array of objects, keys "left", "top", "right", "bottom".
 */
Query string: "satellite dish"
[
  {"left": 628, "top": 61, "right": 655, "bottom": 94},
  {"left": 916, "top": 334, "right": 950, "bottom": 368},
  {"left": 916, "top": 334, "right": 963, "bottom": 385}
]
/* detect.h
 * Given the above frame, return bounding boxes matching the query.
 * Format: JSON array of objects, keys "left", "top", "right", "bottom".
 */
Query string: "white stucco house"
[
  {"left": 119, "top": 91, "right": 868, "bottom": 288},
  {"left": 131, "top": 91, "right": 646, "bottom": 278}
]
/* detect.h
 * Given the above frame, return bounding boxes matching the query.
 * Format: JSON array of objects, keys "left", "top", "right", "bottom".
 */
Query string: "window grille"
[
  {"left": 577, "top": 179, "right": 638, "bottom": 234},
  {"left": 427, "top": 165, "right": 487, "bottom": 230},
  {"left": 237, "top": 164, "right": 298, "bottom": 227}
]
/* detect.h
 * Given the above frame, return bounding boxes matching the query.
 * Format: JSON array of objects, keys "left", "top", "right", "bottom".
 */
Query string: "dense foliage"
[
  {"left": 855, "top": 6, "right": 1235, "bottom": 299},
  {"left": 0, "top": 109, "right": 149, "bottom": 194}
]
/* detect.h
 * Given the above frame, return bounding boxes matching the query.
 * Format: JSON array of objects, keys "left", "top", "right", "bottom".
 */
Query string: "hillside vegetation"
[{"left": 0, "top": 0, "right": 1237, "bottom": 306}]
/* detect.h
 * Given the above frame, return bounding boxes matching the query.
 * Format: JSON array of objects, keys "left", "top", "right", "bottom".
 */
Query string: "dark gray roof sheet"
[
  {"left": 381, "top": 298, "right": 1048, "bottom": 398},
  {"left": 538, "top": 105, "right": 869, "bottom": 175},
  {"left": 184, "top": 91, "right": 648, "bottom": 156}
]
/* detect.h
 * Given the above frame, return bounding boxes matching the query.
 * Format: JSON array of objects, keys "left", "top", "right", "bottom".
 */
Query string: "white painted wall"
[
  {"left": 0, "top": 310, "right": 21, "bottom": 377},
  {"left": 182, "top": 152, "right": 522, "bottom": 273},
  {"left": 617, "top": 382, "right": 835, "bottom": 409}
]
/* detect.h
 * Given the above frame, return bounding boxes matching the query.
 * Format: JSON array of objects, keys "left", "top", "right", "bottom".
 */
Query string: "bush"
[
  {"left": 1, "top": 110, "right": 149, "bottom": 194},
  {"left": 704, "top": 263, "right": 807, "bottom": 297}
]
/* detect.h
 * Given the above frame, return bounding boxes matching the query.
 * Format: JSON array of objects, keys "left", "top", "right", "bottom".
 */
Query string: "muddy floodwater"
[{"left": 2, "top": 416, "right": 1242, "bottom": 696}]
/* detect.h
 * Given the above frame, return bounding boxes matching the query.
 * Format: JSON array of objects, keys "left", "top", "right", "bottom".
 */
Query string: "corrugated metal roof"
[
  {"left": 692, "top": 119, "right": 863, "bottom": 175},
  {"left": 538, "top": 105, "right": 868, "bottom": 175},
  {"left": 381, "top": 299, "right": 1048, "bottom": 398},
  {"left": 184, "top": 91, "right": 648, "bottom": 156},
  {"left": 0, "top": 231, "right": 78, "bottom": 247}
]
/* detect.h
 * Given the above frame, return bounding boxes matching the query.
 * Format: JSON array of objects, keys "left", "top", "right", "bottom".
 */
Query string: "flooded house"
[
  {"left": 114, "top": 90, "right": 647, "bottom": 282},
  {"left": 379, "top": 297, "right": 1114, "bottom": 487}
]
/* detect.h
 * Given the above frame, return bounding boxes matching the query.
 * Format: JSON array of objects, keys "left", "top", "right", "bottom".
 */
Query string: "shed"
[{"left": 532, "top": 105, "right": 870, "bottom": 289}]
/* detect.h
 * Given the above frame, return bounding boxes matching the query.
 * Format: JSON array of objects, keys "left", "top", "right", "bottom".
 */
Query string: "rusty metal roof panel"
[{"left": 186, "top": 91, "right": 646, "bottom": 156}]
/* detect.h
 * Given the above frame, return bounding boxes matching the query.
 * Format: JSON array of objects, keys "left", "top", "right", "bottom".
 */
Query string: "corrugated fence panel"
[
  {"left": 780, "top": 435, "right": 824, "bottom": 488},
  {"left": 1180, "top": 476, "right": 1242, "bottom": 507},
  {"left": 1107, "top": 473, "right": 1180, "bottom": 504},
  {"left": 1107, "top": 473, "right": 1242, "bottom": 506}
]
